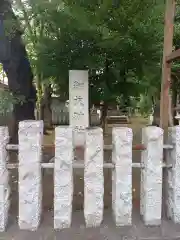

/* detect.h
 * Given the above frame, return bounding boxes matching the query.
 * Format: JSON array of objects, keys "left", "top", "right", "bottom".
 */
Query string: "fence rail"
[
  {"left": 0, "top": 120, "right": 180, "bottom": 231},
  {"left": 6, "top": 161, "right": 173, "bottom": 169},
  {"left": 6, "top": 143, "right": 174, "bottom": 151}
]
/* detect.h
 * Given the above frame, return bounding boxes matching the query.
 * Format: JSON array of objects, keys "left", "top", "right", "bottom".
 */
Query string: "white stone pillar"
[
  {"left": 0, "top": 127, "right": 9, "bottom": 232},
  {"left": 18, "top": 120, "right": 43, "bottom": 230},
  {"left": 69, "top": 70, "right": 89, "bottom": 146},
  {"left": 166, "top": 126, "right": 180, "bottom": 223},
  {"left": 140, "top": 128, "right": 145, "bottom": 217},
  {"left": 140, "top": 126, "right": 163, "bottom": 226},
  {"left": 112, "top": 127, "right": 132, "bottom": 226},
  {"left": 54, "top": 126, "right": 73, "bottom": 229},
  {"left": 84, "top": 127, "right": 104, "bottom": 227}
]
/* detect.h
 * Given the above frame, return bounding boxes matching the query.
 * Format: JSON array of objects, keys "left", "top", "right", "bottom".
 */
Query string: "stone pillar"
[
  {"left": 69, "top": 70, "right": 89, "bottom": 146},
  {"left": 166, "top": 126, "right": 180, "bottom": 223},
  {"left": 140, "top": 126, "right": 163, "bottom": 226},
  {"left": 84, "top": 127, "right": 104, "bottom": 227},
  {"left": 112, "top": 127, "right": 132, "bottom": 226},
  {"left": 0, "top": 127, "right": 9, "bottom": 232},
  {"left": 54, "top": 126, "right": 73, "bottom": 229},
  {"left": 18, "top": 120, "right": 43, "bottom": 230}
]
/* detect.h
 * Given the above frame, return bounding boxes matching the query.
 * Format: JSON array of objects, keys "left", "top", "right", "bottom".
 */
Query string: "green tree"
[{"left": 12, "top": 0, "right": 165, "bottom": 122}]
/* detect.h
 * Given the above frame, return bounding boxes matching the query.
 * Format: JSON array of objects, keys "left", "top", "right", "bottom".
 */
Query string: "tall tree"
[
  {"left": 11, "top": 0, "right": 166, "bottom": 125},
  {"left": 0, "top": 0, "right": 36, "bottom": 143}
]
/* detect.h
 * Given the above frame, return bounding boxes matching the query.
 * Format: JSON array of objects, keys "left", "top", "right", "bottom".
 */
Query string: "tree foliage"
[{"left": 10, "top": 0, "right": 166, "bottom": 111}]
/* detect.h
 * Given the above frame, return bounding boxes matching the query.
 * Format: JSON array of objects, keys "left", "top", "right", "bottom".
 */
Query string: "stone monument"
[{"left": 69, "top": 70, "right": 89, "bottom": 146}]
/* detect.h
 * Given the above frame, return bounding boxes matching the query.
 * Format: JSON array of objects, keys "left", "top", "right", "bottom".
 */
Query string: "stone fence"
[{"left": 0, "top": 120, "right": 179, "bottom": 231}]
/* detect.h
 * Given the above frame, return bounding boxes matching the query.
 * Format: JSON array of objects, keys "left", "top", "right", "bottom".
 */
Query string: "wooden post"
[{"left": 160, "top": 0, "right": 176, "bottom": 131}]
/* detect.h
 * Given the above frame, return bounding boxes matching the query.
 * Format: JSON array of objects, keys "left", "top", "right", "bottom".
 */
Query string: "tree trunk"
[
  {"left": 0, "top": 2, "right": 36, "bottom": 144},
  {"left": 41, "top": 84, "right": 52, "bottom": 131},
  {"left": 35, "top": 75, "right": 43, "bottom": 120},
  {"left": 122, "top": 95, "right": 130, "bottom": 115},
  {"left": 152, "top": 101, "right": 160, "bottom": 126},
  {"left": 100, "top": 102, "right": 108, "bottom": 133},
  {"left": 9, "top": 99, "right": 36, "bottom": 144}
]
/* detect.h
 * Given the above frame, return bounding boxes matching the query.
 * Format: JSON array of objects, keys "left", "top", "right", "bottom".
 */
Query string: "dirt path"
[{"left": 2, "top": 210, "right": 180, "bottom": 240}]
